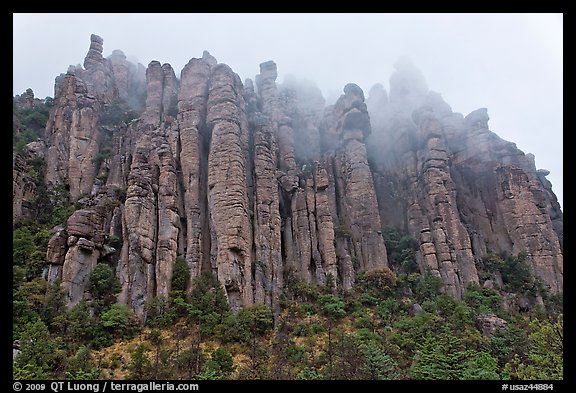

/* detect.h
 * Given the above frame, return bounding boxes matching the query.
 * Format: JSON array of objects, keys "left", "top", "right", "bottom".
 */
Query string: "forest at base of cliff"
[{"left": 14, "top": 220, "right": 563, "bottom": 380}]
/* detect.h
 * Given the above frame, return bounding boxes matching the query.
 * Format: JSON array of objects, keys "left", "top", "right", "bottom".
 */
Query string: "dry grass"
[{"left": 89, "top": 305, "right": 362, "bottom": 380}]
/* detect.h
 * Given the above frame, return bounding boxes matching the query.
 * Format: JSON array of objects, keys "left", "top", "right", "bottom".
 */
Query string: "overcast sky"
[{"left": 13, "top": 13, "right": 563, "bottom": 208}]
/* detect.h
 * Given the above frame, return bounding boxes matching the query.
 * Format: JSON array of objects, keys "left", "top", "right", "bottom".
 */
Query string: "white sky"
[{"left": 13, "top": 13, "right": 563, "bottom": 209}]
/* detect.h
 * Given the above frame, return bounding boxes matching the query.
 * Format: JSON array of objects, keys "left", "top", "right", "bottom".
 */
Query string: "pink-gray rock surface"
[{"left": 10, "top": 35, "right": 562, "bottom": 320}]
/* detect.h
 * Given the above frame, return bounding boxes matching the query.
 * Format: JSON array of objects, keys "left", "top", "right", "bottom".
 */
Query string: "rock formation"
[
  {"left": 367, "top": 57, "right": 563, "bottom": 296},
  {"left": 11, "top": 35, "right": 562, "bottom": 321},
  {"left": 206, "top": 64, "right": 253, "bottom": 310},
  {"left": 325, "top": 83, "right": 388, "bottom": 287},
  {"left": 476, "top": 313, "right": 508, "bottom": 337}
]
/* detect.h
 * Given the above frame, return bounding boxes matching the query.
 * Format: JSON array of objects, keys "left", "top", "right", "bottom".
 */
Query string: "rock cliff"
[{"left": 13, "top": 35, "right": 563, "bottom": 320}]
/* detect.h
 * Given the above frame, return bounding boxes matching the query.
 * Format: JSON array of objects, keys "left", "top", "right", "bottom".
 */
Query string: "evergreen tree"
[
  {"left": 13, "top": 320, "right": 65, "bottom": 379},
  {"left": 360, "top": 341, "right": 399, "bottom": 380},
  {"left": 504, "top": 315, "right": 563, "bottom": 380},
  {"left": 86, "top": 263, "right": 121, "bottom": 313}
]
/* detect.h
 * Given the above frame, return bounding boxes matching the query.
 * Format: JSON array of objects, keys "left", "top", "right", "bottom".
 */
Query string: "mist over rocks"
[{"left": 12, "top": 34, "right": 562, "bottom": 319}]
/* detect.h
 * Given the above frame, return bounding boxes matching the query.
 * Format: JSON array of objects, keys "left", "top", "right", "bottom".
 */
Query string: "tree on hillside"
[{"left": 86, "top": 263, "right": 121, "bottom": 313}]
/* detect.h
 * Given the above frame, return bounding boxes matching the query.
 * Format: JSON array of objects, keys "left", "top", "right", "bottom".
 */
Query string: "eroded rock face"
[
  {"left": 143, "top": 61, "right": 164, "bottom": 125},
  {"left": 83, "top": 34, "right": 116, "bottom": 104},
  {"left": 119, "top": 128, "right": 180, "bottom": 318},
  {"left": 176, "top": 57, "right": 212, "bottom": 290},
  {"left": 19, "top": 35, "right": 560, "bottom": 319},
  {"left": 207, "top": 64, "right": 253, "bottom": 310},
  {"left": 13, "top": 144, "right": 44, "bottom": 223},
  {"left": 323, "top": 83, "right": 388, "bottom": 288},
  {"left": 244, "top": 80, "right": 283, "bottom": 315},
  {"left": 367, "top": 60, "right": 563, "bottom": 297},
  {"left": 46, "top": 227, "right": 68, "bottom": 266},
  {"left": 476, "top": 314, "right": 508, "bottom": 337},
  {"left": 44, "top": 74, "right": 103, "bottom": 200},
  {"left": 43, "top": 34, "right": 145, "bottom": 201},
  {"left": 13, "top": 88, "right": 36, "bottom": 109},
  {"left": 410, "top": 106, "right": 479, "bottom": 297},
  {"left": 60, "top": 207, "right": 107, "bottom": 307}
]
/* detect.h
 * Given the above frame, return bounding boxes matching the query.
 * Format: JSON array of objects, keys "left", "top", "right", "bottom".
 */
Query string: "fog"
[{"left": 13, "top": 13, "right": 562, "bottom": 208}]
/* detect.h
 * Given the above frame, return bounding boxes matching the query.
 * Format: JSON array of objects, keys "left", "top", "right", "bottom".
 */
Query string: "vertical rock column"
[
  {"left": 119, "top": 60, "right": 181, "bottom": 319},
  {"left": 44, "top": 74, "right": 103, "bottom": 200},
  {"left": 244, "top": 79, "right": 283, "bottom": 312},
  {"left": 143, "top": 61, "right": 164, "bottom": 125},
  {"left": 44, "top": 34, "right": 124, "bottom": 200},
  {"left": 496, "top": 166, "right": 563, "bottom": 293},
  {"left": 109, "top": 50, "right": 130, "bottom": 100},
  {"left": 312, "top": 162, "right": 338, "bottom": 284},
  {"left": 153, "top": 137, "right": 180, "bottom": 298},
  {"left": 287, "top": 82, "right": 339, "bottom": 287},
  {"left": 281, "top": 85, "right": 322, "bottom": 285},
  {"left": 411, "top": 106, "right": 479, "bottom": 298},
  {"left": 257, "top": 61, "right": 335, "bottom": 285},
  {"left": 121, "top": 139, "right": 159, "bottom": 318},
  {"left": 256, "top": 62, "right": 302, "bottom": 280},
  {"left": 60, "top": 207, "right": 107, "bottom": 308},
  {"left": 161, "top": 64, "right": 178, "bottom": 122},
  {"left": 207, "top": 64, "right": 253, "bottom": 310},
  {"left": 326, "top": 84, "right": 388, "bottom": 286},
  {"left": 177, "top": 57, "right": 212, "bottom": 287},
  {"left": 257, "top": 61, "right": 299, "bottom": 191},
  {"left": 82, "top": 34, "right": 116, "bottom": 104}
]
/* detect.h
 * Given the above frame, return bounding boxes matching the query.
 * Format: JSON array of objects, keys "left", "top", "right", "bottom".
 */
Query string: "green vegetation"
[
  {"left": 381, "top": 226, "right": 419, "bottom": 274},
  {"left": 13, "top": 225, "right": 50, "bottom": 280},
  {"left": 503, "top": 315, "right": 563, "bottom": 380},
  {"left": 100, "top": 99, "right": 139, "bottom": 126},
  {"left": 13, "top": 98, "right": 51, "bottom": 153},
  {"left": 483, "top": 251, "right": 535, "bottom": 293},
  {"left": 171, "top": 256, "right": 190, "bottom": 296},
  {"left": 87, "top": 263, "right": 121, "bottom": 312},
  {"left": 464, "top": 284, "right": 503, "bottom": 315},
  {"left": 100, "top": 304, "right": 141, "bottom": 340},
  {"left": 12, "top": 219, "right": 562, "bottom": 380},
  {"left": 92, "top": 148, "right": 113, "bottom": 168},
  {"left": 408, "top": 325, "right": 500, "bottom": 379},
  {"left": 18, "top": 156, "right": 78, "bottom": 228}
]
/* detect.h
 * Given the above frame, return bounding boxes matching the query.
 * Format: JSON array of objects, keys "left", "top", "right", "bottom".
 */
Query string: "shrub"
[
  {"left": 129, "top": 344, "right": 151, "bottom": 380},
  {"left": 286, "top": 276, "right": 320, "bottom": 302},
  {"left": 87, "top": 263, "right": 121, "bottom": 312},
  {"left": 171, "top": 257, "right": 190, "bottom": 293},
  {"left": 237, "top": 303, "right": 273, "bottom": 337},
  {"left": 319, "top": 294, "right": 346, "bottom": 320},
  {"left": 382, "top": 227, "right": 419, "bottom": 274},
  {"left": 360, "top": 341, "right": 400, "bottom": 379},
  {"left": 187, "top": 272, "right": 231, "bottom": 336},
  {"left": 464, "top": 283, "right": 503, "bottom": 315},
  {"left": 297, "top": 367, "right": 324, "bottom": 380},
  {"left": 300, "top": 303, "right": 316, "bottom": 315},
  {"left": 210, "top": 347, "right": 234, "bottom": 375},
  {"left": 14, "top": 319, "right": 65, "bottom": 379},
  {"left": 310, "top": 322, "right": 325, "bottom": 334},
  {"left": 67, "top": 300, "right": 98, "bottom": 343},
  {"left": 66, "top": 345, "right": 100, "bottom": 380},
  {"left": 100, "top": 99, "right": 139, "bottom": 126},
  {"left": 483, "top": 251, "right": 534, "bottom": 293},
  {"left": 145, "top": 296, "right": 177, "bottom": 327},
  {"left": 100, "top": 304, "right": 141, "bottom": 340},
  {"left": 92, "top": 148, "right": 113, "bottom": 168},
  {"left": 363, "top": 267, "right": 398, "bottom": 296},
  {"left": 414, "top": 269, "right": 443, "bottom": 302},
  {"left": 293, "top": 322, "right": 310, "bottom": 337}
]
